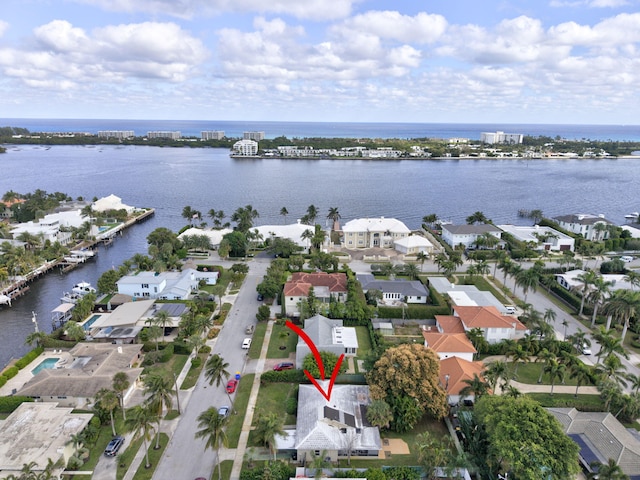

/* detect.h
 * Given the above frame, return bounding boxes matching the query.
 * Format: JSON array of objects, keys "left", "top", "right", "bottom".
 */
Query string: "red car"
[
  {"left": 273, "top": 362, "right": 294, "bottom": 371},
  {"left": 226, "top": 379, "right": 238, "bottom": 393}
]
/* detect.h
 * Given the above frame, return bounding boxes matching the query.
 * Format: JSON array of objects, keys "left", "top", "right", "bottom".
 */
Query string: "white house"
[
  {"left": 10, "top": 210, "right": 87, "bottom": 245},
  {"left": 357, "top": 273, "right": 428, "bottom": 305},
  {"left": 92, "top": 194, "right": 135, "bottom": 214},
  {"left": 555, "top": 269, "right": 636, "bottom": 293},
  {"left": 254, "top": 221, "right": 314, "bottom": 252},
  {"left": 116, "top": 268, "right": 218, "bottom": 300},
  {"left": 441, "top": 224, "right": 502, "bottom": 249},
  {"left": 294, "top": 315, "right": 358, "bottom": 367},
  {"left": 341, "top": 217, "right": 410, "bottom": 249},
  {"left": 437, "top": 306, "right": 528, "bottom": 344},
  {"left": 178, "top": 227, "right": 233, "bottom": 249},
  {"left": 497, "top": 224, "right": 575, "bottom": 252},
  {"left": 232, "top": 139, "right": 258, "bottom": 156},
  {"left": 553, "top": 214, "right": 614, "bottom": 241},
  {"left": 393, "top": 234, "right": 434, "bottom": 254}
]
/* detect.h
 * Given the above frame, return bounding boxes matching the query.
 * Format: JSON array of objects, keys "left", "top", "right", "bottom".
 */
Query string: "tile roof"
[
  {"left": 423, "top": 332, "right": 476, "bottom": 354},
  {"left": 439, "top": 356, "right": 486, "bottom": 395},
  {"left": 356, "top": 274, "right": 428, "bottom": 297},
  {"left": 454, "top": 306, "right": 527, "bottom": 330},
  {"left": 284, "top": 272, "right": 348, "bottom": 297},
  {"left": 342, "top": 217, "right": 410, "bottom": 234},
  {"left": 435, "top": 315, "right": 467, "bottom": 334}
]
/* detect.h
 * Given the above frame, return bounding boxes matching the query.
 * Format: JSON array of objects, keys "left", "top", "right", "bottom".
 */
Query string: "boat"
[
  {"left": 71, "top": 282, "right": 96, "bottom": 296},
  {"left": 624, "top": 212, "right": 639, "bottom": 222},
  {"left": 60, "top": 292, "right": 83, "bottom": 304}
]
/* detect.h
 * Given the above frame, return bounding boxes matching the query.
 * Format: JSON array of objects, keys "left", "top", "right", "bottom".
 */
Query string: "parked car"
[
  {"left": 245, "top": 324, "right": 255, "bottom": 334},
  {"left": 257, "top": 293, "right": 264, "bottom": 301},
  {"left": 582, "top": 343, "right": 592, "bottom": 355},
  {"left": 273, "top": 362, "right": 294, "bottom": 371},
  {"left": 242, "top": 338, "right": 252, "bottom": 349},
  {"left": 104, "top": 436, "right": 124, "bottom": 457},
  {"left": 226, "top": 379, "right": 238, "bottom": 393},
  {"left": 218, "top": 406, "right": 230, "bottom": 417}
]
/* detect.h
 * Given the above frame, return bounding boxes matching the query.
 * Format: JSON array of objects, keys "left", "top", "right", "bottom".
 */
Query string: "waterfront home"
[
  {"left": 178, "top": 226, "right": 233, "bottom": 250},
  {"left": 555, "top": 269, "right": 636, "bottom": 293},
  {"left": 0, "top": 197, "right": 25, "bottom": 219},
  {"left": 552, "top": 213, "right": 614, "bottom": 241},
  {"left": 92, "top": 193, "right": 135, "bottom": 214},
  {"left": 0, "top": 402, "right": 92, "bottom": 479},
  {"left": 441, "top": 224, "right": 502, "bottom": 250},
  {"left": 341, "top": 217, "right": 410, "bottom": 249},
  {"left": 232, "top": 139, "right": 258, "bottom": 156},
  {"left": 283, "top": 272, "right": 348, "bottom": 317},
  {"left": 10, "top": 209, "right": 87, "bottom": 245},
  {"left": 287, "top": 382, "right": 381, "bottom": 462},
  {"left": 116, "top": 268, "right": 218, "bottom": 300},
  {"left": 17, "top": 343, "right": 143, "bottom": 408},
  {"left": 427, "top": 276, "right": 512, "bottom": 315},
  {"left": 294, "top": 314, "right": 358, "bottom": 368},
  {"left": 254, "top": 221, "right": 315, "bottom": 253},
  {"left": 393, "top": 234, "right": 434, "bottom": 255},
  {"left": 356, "top": 273, "right": 428, "bottom": 305},
  {"left": 497, "top": 224, "right": 575, "bottom": 252}
]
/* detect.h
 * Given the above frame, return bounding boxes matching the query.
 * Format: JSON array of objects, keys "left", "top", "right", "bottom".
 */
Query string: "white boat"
[
  {"left": 60, "top": 292, "right": 83, "bottom": 304},
  {"left": 624, "top": 212, "right": 639, "bottom": 221},
  {"left": 71, "top": 282, "right": 96, "bottom": 296}
]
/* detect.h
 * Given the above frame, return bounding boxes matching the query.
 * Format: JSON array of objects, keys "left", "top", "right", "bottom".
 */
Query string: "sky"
[{"left": 1, "top": 0, "right": 639, "bottom": 124}]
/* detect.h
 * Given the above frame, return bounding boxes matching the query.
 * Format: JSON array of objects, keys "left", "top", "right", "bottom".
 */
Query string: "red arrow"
[{"left": 286, "top": 320, "right": 344, "bottom": 402}]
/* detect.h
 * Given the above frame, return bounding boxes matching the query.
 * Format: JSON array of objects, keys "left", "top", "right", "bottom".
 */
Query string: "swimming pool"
[
  {"left": 31, "top": 357, "right": 59, "bottom": 375},
  {"left": 82, "top": 314, "right": 102, "bottom": 331}
]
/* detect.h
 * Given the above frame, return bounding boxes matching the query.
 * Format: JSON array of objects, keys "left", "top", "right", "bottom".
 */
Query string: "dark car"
[
  {"left": 257, "top": 293, "right": 264, "bottom": 301},
  {"left": 104, "top": 436, "right": 124, "bottom": 457},
  {"left": 273, "top": 362, "right": 294, "bottom": 371},
  {"left": 226, "top": 379, "right": 238, "bottom": 393}
]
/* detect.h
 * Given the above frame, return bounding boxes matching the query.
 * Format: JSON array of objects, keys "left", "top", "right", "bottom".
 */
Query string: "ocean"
[{"left": 1, "top": 118, "right": 640, "bottom": 141}]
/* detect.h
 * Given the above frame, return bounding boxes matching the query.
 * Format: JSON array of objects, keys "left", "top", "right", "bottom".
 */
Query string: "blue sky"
[{"left": 1, "top": 0, "right": 639, "bottom": 124}]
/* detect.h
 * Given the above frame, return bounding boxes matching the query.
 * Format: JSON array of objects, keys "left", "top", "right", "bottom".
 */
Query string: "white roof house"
[
  {"left": 10, "top": 210, "right": 86, "bottom": 245},
  {"left": 497, "top": 224, "right": 575, "bottom": 252},
  {"left": 116, "top": 268, "right": 217, "bottom": 300},
  {"left": 254, "top": 222, "right": 314, "bottom": 251},
  {"left": 555, "top": 269, "right": 636, "bottom": 293},
  {"left": 342, "top": 217, "right": 410, "bottom": 249},
  {"left": 295, "top": 315, "right": 358, "bottom": 367},
  {"left": 553, "top": 214, "right": 614, "bottom": 241},
  {"left": 292, "top": 383, "right": 381, "bottom": 462},
  {"left": 394, "top": 234, "right": 434, "bottom": 254},
  {"left": 441, "top": 224, "right": 502, "bottom": 249},
  {"left": 92, "top": 194, "right": 135, "bottom": 214},
  {"left": 178, "top": 227, "right": 233, "bottom": 249}
]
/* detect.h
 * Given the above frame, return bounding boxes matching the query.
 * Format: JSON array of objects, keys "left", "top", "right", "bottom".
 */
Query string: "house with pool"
[{"left": 17, "top": 343, "right": 143, "bottom": 409}]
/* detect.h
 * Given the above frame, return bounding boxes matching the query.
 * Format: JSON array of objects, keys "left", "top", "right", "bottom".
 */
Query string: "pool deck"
[{"left": 0, "top": 349, "right": 72, "bottom": 396}]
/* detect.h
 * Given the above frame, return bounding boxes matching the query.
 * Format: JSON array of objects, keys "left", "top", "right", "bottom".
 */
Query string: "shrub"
[
  {"left": 207, "top": 328, "right": 219, "bottom": 339},
  {"left": 172, "top": 340, "right": 191, "bottom": 355},
  {"left": 3, "top": 367, "right": 19, "bottom": 380},
  {"left": 142, "top": 351, "right": 162, "bottom": 366},
  {"left": 285, "top": 397, "right": 297, "bottom": 415},
  {"left": 260, "top": 369, "right": 307, "bottom": 384},
  {"left": 0, "top": 377, "right": 6, "bottom": 388},
  {"left": 191, "top": 357, "right": 202, "bottom": 369},
  {"left": 14, "top": 347, "right": 45, "bottom": 369},
  {"left": 159, "top": 343, "right": 174, "bottom": 363},
  {"left": 67, "top": 456, "right": 84, "bottom": 470},
  {"left": 200, "top": 345, "right": 211, "bottom": 354},
  {"left": 0, "top": 396, "right": 34, "bottom": 413}
]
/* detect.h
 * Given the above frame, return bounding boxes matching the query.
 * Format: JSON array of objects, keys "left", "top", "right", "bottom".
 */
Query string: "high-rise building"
[
  {"left": 201, "top": 131, "right": 225, "bottom": 140},
  {"left": 98, "top": 130, "right": 135, "bottom": 140},
  {"left": 147, "top": 131, "right": 181, "bottom": 140},
  {"left": 480, "top": 131, "right": 523, "bottom": 144},
  {"left": 243, "top": 131, "right": 265, "bottom": 141}
]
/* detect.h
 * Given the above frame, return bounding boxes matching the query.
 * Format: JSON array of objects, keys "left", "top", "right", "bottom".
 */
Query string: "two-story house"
[
  {"left": 294, "top": 315, "right": 358, "bottom": 367},
  {"left": 341, "top": 217, "right": 410, "bottom": 249},
  {"left": 116, "top": 268, "right": 218, "bottom": 300},
  {"left": 552, "top": 214, "right": 614, "bottom": 241},
  {"left": 441, "top": 224, "right": 502, "bottom": 249},
  {"left": 283, "top": 272, "right": 348, "bottom": 317}
]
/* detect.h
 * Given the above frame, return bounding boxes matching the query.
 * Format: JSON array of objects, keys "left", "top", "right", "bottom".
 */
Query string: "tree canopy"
[{"left": 474, "top": 395, "right": 580, "bottom": 480}]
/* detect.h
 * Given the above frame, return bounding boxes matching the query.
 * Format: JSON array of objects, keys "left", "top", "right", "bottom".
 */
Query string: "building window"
[{"left": 141, "top": 283, "right": 149, "bottom": 288}]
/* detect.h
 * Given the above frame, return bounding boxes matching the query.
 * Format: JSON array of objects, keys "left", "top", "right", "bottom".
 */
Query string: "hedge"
[
  {"left": 377, "top": 304, "right": 449, "bottom": 319},
  {"left": 14, "top": 347, "right": 44, "bottom": 370},
  {"left": 2, "top": 367, "right": 19, "bottom": 380},
  {"left": 0, "top": 377, "right": 6, "bottom": 388},
  {"left": 0, "top": 396, "right": 34, "bottom": 413},
  {"left": 172, "top": 340, "right": 191, "bottom": 355},
  {"left": 260, "top": 369, "right": 307, "bottom": 384}
]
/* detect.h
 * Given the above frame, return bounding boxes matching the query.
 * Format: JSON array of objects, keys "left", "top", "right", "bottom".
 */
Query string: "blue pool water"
[
  {"left": 31, "top": 357, "right": 59, "bottom": 375},
  {"left": 83, "top": 314, "right": 101, "bottom": 331}
]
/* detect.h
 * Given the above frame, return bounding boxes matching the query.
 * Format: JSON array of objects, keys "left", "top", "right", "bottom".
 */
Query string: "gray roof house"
[
  {"left": 441, "top": 224, "right": 502, "bottom": 249},
  {"left": 552, "top": 214, "right": 614, "bottom": 241},
  {"left": 295, "top": 315, "right": 358, "bottom": 368},
  {"left": 291, "top": 383, "right": 381, "bottom": 462},
  {"left": 357, "top": 273, "right": 428, "bottom": 305},
  {"left": 548, "top": 407, "right": 640, "bottom": 478}
]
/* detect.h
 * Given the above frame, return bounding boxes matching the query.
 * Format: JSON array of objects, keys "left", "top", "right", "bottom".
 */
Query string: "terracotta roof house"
[
  {"left": 284, "top": 272, "right": 348, "bottom": 317},
  {"left": 341, "top": 217, "right": 410, "bottom": 249},
  {"left": 18, "top": 343, "right": 143, "bottom": 408},
  {"left": 422, "top": 331, "right": 476, "bottom": 362},
  {"left": 441, "top": 224, "right": 502, "bottom": 249},
  {"left": 553, "top": 213, "right": 614, "bottom": 241},
  {"left": 439, "top": 356, "right": 486, "bottom": 405},
  {"left": 290, "top": 383, "right": 381, "bottom": 463},
  {"left": 295, "top": 315, "right": 358, "bottom": 368},
  {"left": 548, "top": 408, "right": 640, "bottom": 478},
  {"left": 452, "top": 306, "right": 528, "bottom": 344},
  {"left": 356, "top": 273, "right": 428, "bottom": 305}
]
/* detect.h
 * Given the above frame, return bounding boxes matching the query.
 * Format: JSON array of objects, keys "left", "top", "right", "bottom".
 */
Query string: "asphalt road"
[{"left": 152, "top": 257, "right": 270, "bottom": 480}]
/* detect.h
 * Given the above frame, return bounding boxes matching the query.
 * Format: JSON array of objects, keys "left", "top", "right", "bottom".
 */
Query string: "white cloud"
[
  {"left": 550, "top": 0, "right": 629, "bottom": 7},
  {"left": 0, "top": 20, "right": 9, "bottom": 37},
  {"left": 73, "top": 0, "right": 357, "bottom": 20},
  {"left": 0, "top": 20, "right": 208, "bottom": 88}
]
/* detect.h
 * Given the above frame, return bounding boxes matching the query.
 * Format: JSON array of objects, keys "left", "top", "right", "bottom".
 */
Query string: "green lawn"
[
  {"left": 247, "top": 382, "right": 298, "bottom": 448},
  {"left": 526, "top": 392, "right": 604, "bottom": 409},
  {"left": 511, "top": 361, "right": 595, "bottom": 387},
  {"left": 248, "top": 322, "right": 268, "bottom": 360},
  {"left": 129, "top": 433, "right": 169, "bottom": 480},
  {"left": 266, "top": 322, "right": 298, "bottom": 358},
  {"left": 181, "top": 351, "right": 208, "bottom": 389},
  {"left": 212, "top": 460, "right": 233, "bottom": 480},
  {"left": 226, "top": 373, "right": 254, "bottom": 448}
]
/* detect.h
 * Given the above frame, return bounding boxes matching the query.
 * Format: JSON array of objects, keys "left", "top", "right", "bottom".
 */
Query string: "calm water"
[
  {"left": 2, "top": 118, "right": 640, "bottom": 141},
  {"left": 1, "top": 144, "right": 639, "bottom": 367}
]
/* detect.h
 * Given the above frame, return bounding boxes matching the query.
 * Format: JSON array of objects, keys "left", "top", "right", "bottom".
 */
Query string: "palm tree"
[
  {"left": 544, "top": 358, "right": 566, "bottom": 395},
  {"left": 543, "top": 308, "right": 557, "bottom": 324},
  {"left": 254, "top": 412, "right": 286, "bottom": 460},
  {"left": 589, "top": 276, "right": 614, "bottom": 327},
  {"left": 125, "top": 405, "right": 157, "bottom": 469},
  {"left": 204, "top": 354, "right": 233, "bottom": 406},
  {"left": 595, "top": 354, "right": 630, "bottom": 389},
  {"left": 568, "top": 362, "right": 592, "bottom": 397},
  {"left": 515, "top": 267, "right": 540, "bottom": 303},
  {"left": 327, "top": 207, "right": 341, "bottom": 231},
  {"left": 279, "top": 207, "right": 288, "bottom": 224},
  {"left": 588, "top": 458, "right": 629, "bottom": 480},
  {"left": 535, "top": 349, "right": 556, "bottom": 384},
  {"left": 300, "top": 229, "right": 313, "bottom": 250},
  {"left": 510, "top": 345, "right": 530, "bottom": 378},
  {"left": 112, "top": 372, "right": 130, "bottom": 421},
  {"left": 422, "top": 213, "right": 438, "bottom": 228},
  {"left": 573, "top": 269, "right": 597, "bottom": 316},
  {"left": 459, "top": 373, "right": 490, "bottom": 400},
  {"left": 182, "top": 206, "right": 195, "bottom": 225},
  {"left": 484, "top": 360, "right": 509, "bottom": 392},
  {"left": 95, "top": 388, "right": 119, "bottom": 436},
  {"left": 25, "top": 330, "right": 47, "bottom": 348},
  {"left": 143, "top": 373, "right": 174, "bottom": 449},
  {"left": 604, "top": 289, "right": 640, "bottom": 342},
  {"left": 624, "top": 271, "right": 640, "bottom": 291},
  {"left": 195, "top": 407, "right": 229, "bottom": 480},
  {"left": 231, "top": 205, "right": 259, "bottom": 232},
  {"left": 465, "top": 211, "right": 489, "bottom": 225},
  {"left": 416, "top": 251, "right": 429, "bottom": 272},
  {"left": 305, "top": 204, "right": 318, "bottom": 225},
  {"left": 593, "top": 326, "right": 628, "bottom": 364}
]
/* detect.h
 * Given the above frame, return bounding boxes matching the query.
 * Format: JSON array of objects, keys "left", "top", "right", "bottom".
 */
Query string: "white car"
[
  {"left": 581, "top": 343, "right": 592, "bottom": 355},
  {"left": 242, "top": 338, "right": 252, "bottom": 349}
]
